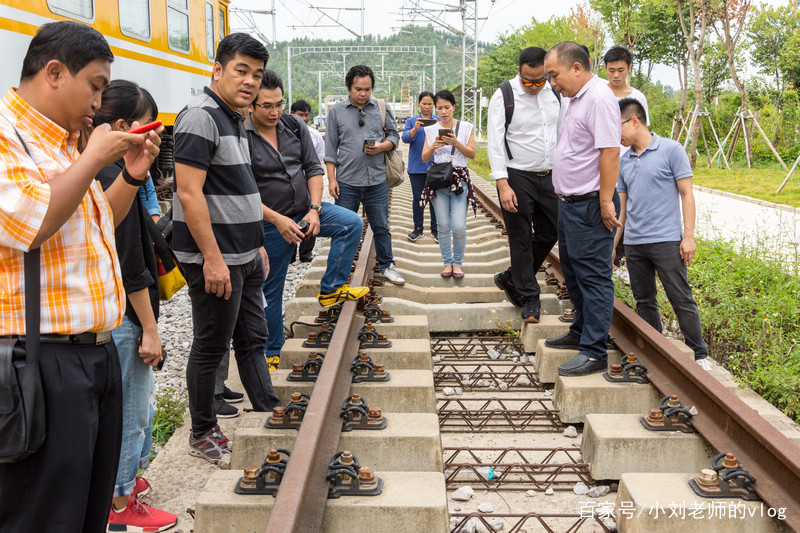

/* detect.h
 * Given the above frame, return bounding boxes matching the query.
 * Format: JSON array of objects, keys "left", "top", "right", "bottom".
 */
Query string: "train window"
[
  {"left": 167, "top": 0, "right": 189, "bottom": 53},
  {"left": 47, "top": 0, "right": 93, "bottom": 21},
  {"left": 205, "top": 2, "right": 215, "bottom": 61},
  {"left": 219, "top": 8, "right": 226, "bottom": 40},
  {"left": 120, "top": 0, "right": 151, "bottom": 40}
]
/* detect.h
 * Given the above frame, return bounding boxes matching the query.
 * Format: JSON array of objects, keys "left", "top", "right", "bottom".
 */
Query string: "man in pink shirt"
[{"left": 543, "top": 42, "right": 622, "bottom": 376}]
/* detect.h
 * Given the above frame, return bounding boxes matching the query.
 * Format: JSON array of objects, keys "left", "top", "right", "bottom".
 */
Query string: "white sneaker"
[
  {"left": 696, "top": 358, "right": 712, "bottom": 371},
  {"left": 379, "top": 266, "right": 405, "bottom": 286}
]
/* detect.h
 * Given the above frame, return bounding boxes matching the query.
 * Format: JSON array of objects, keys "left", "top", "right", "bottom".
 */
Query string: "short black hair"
[
  {"left": 418, "top": 91, "right": 435, "bottom": 103},
  {"left": 604, "top": 46, "right": 633, "bottom": 66},
  {"left": 519, "top": 47, "right": 546, "bottom": 69},
  {"left": 259, "top": 69, "right": 283, "bottom": 92},
  {"left": 94, "top": 80, "right": 158, "bottom": 128},
  {"left": 291, "top": 99, "right": 311, "bottom": 113},
  {"left": 433, "top": 90, "right": 456, "bottom": 107},
  {"left": 547, "top": 42, "right": 591, "bottom": 72},
  {"left": 345, "top": 65, "right": 375, "bottom": 90},
  {"left": 215, "top": 33, "right": 269, "bottom": 69},
  {"left": 21, "top": 21, "right": 113, "bottom": 82},
  {"left": 619, "top": 97, "right": 647, "bottom": 124}
]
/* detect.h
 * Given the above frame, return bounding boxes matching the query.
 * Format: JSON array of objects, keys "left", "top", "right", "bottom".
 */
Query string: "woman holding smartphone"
[
  {"left": 86, "top": 80, "right": 178, "bottom": 531},
  {"left": 420, "top": 90, "right": 477, "bottom": 279},
  {"left": 401, "top": 91, "right": 438, "bottom": 242}
]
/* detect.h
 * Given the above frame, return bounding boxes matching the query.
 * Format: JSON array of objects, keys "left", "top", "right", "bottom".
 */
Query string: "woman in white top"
[{"left": 421, "top": 90, "right": 477, "bottom": 279}]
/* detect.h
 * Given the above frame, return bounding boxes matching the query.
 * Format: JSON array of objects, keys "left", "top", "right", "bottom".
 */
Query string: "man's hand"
[
  {"left": 303, "top": 209, "right": 321, "bottom": 237},
  {"left": 259, "top": 247, "right": 270, "bottom": 280},
  {"left": 497, "top": 181, "right": 518, "bottom": 213},
  {"left": 138, "top": 328, "right": 163, "bottom": 367},
  {"left": 364, "top": 141, "right": 390, "bottom": 155},
  {"left": 275, "top": 214, "right": 305, "bottom": 244},
  {"left": 329, "top": 177, "right": 340, "bottom": 199},
  {"left": 203, "top": 256, "right": 232, "bottom": 299},
  {"left": 680, "top": 236, "right": 696, "bottom": 267},
  {"left": 123, "top": 121, "right": 164, "bottom": 179},
  {"left": 83, "top": 123, "right": 148, "bottom": 169},
  {"left": 600, "top": 200, "right": 622, "bottom": 232}
]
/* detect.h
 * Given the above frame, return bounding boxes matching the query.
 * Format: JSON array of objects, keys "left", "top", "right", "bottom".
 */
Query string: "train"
[{"left": 0, "top": 0, "right": 232, "bottom": 180}]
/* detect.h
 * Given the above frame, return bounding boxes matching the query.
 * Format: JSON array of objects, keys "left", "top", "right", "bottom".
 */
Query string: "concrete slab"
[
  {"left": 616, "top": 472, "right": 790, "bottom": 532},
  {"left": 278, "top": 338, "right": 432, "bottom": 371},
  {"left": 269, "top": 369, "right": 437, "bottom": 413},
  {"left": 534, "top": 339, "right": 624, "bottom": 385},
  {"left": 582, "top": 414, "right": 717, "bottom": 480},
  {"left": 230, "top": 412, "right": 443, "bottom": 472},
  {"left": 521, "top": 316, "right": 571, "bottom": 353},
  {"left": 290, "top": 314, "right": 429, "bottom": 340},
  {"left": 194, "top": 470, "right": 449, "bottom": 533},
  {"left": 373, "top": 284, "right": 510, "bottom": 304},
  {"left": 392, "top": 237, "right": 508, "bottom": 254},
  {"left": 553, "top": 373, "right": 661, "bottom": 423}
]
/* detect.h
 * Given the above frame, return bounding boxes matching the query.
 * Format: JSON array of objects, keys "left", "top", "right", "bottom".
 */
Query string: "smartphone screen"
[{"left": 438, "top": 129, "right": 452, "bottom": 137}]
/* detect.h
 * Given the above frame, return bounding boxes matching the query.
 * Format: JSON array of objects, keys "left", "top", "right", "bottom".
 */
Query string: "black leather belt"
[
  {"left": 525, "top": 169, "right": 551, "bottom": 177},
  {"left": 0, "top": 331, "right": 113, "bottom": 345},
  {"left": 558, "top": 191, "right": 600, "bottom": 203}
]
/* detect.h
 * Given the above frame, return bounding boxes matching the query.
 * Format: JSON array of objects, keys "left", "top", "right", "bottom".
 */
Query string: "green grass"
[
  {"left": 150, "top": 386, "right": 187, "bottom": 457},
  {"left": 616, "top": 237, "right": 800, "bottom": 423},
  {"left": 693, "top": 166, "right": 800, "bottom": 209},
  {"left": 471, "top": 144, "right": 492, "bottom": 183}
]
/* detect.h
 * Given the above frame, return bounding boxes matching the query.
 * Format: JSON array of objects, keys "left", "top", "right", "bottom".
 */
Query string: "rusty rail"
[
  {"left": 473, "top": 178, "right": 800, "bottom": 531},
  {"left": 264, "top": 227, "right": 376, "bottom": 533}
]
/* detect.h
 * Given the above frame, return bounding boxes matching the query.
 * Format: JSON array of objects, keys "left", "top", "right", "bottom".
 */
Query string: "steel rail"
[
  {"left": 473, "top": 178, "right": 800, "bottom": 531},
  {"left": 264, "top": 227, "right": 376, "bottom": 533}
]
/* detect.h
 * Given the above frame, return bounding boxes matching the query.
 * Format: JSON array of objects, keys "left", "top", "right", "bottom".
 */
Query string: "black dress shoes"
[
  {"left": 544, "top": 331, "right": 581, "bottom": 349},
  {"left": 557, "top": 353, "right": 607, "bottom": 376}
]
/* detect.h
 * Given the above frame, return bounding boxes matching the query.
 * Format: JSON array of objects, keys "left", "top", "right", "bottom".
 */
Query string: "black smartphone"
[
  {"left": 363, "top": 139, "right": 376, "bottom": 151},
  {"left": 438, "top": 129, "right": 452, "bottom": 137},
  {"left": 420, "top": 118, "right": 437, "bottom": 127}
]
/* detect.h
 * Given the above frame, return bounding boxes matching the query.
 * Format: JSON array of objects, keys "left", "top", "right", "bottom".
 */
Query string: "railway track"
[{"left": 191, "top": 174, "right": 800, "bottom": 533}]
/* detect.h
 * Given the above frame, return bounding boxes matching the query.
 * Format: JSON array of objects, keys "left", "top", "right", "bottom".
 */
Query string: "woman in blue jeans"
[
  {"left": 420, "top": 90, "right": 477, "bottom": 279},
  {"left": 90, "top": 81, "right": 178, "bottom": 531},
  {"left": 402, "top": 91, "right": 438, "bottom": 242}
]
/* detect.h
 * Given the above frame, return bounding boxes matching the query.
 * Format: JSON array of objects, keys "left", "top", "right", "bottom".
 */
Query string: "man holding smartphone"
[{"left": 247, "top": 70, "right": 368, "bottom": 367}]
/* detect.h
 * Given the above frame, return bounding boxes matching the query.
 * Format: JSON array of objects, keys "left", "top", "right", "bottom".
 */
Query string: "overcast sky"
[{"left": 231, "top": 0, "right": 793, "bottom": 87}]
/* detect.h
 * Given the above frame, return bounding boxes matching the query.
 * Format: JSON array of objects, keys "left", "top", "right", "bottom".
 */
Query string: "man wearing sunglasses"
[{"left": 488, "top": 47, "right": 565, "bottom": 324}]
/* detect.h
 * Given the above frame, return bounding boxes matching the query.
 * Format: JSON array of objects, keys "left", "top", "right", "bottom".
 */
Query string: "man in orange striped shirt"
[{"left": 0, "top": 21, "right": 162, "bottom": 533}]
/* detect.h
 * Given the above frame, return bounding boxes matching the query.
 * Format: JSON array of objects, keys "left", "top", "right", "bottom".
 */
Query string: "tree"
[
  {"left": 699, "top": 38, "right": 730, "bottom": 103},
  {"left": 569, "top": 2, "right": 606, "bottom": 73},
  {"left": 675, "top": 0, "right": 714, "bottom": 168},
  {"left": 746, "top": 4, "right": 800, "bottom": 104}
]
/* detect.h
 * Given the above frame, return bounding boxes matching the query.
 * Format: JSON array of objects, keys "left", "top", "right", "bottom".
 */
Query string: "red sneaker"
[
  {"left": 132, "top": 476, "right": 151, "bottom": 498},
  {"left": 107, "top": 495, "right": 178, "bottom": 532}
]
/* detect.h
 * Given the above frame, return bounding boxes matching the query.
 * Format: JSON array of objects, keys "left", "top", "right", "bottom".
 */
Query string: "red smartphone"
[{"left": 129, "top": 120, "right": 163, "bottom": 134}]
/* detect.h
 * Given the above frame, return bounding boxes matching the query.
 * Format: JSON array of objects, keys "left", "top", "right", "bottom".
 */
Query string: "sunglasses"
[
  {"left": 520, "top": 76, "right": 547, "bottom": 88},
  {"left": 358, "top": 108, "right": 366, "bottom": 128}
]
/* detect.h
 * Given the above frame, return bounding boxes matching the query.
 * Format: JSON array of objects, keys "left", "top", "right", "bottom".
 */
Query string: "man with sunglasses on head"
[
  {"left": 488, "top": 47, "right": 565, "bottom": 323},
  {"left": 247, "top": 70, "right": 368, "bottom": 367}
]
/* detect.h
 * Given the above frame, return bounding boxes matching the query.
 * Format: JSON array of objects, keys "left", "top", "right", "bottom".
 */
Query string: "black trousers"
[
  {"left": 0, "top": 341, "right": 122, "bottom": 533},
  {"left": 500, "top": 168, "right": 559, "bottom": 301}
]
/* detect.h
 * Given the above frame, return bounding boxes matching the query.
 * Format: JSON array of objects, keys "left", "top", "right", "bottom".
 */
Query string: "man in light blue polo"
[
  {"left": 613, "top": 98, "right": 711, "bottom": 370},
  {"left": 543, "top": 42, "right": 622, "bottom": 376}
]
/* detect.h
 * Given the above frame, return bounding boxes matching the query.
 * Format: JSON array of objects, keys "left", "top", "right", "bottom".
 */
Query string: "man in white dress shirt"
[{"left": 488, "top": 46, "right": 564, "bottom": 323}]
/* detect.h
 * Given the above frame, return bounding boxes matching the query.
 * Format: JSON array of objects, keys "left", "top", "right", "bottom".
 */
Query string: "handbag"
[
  {"left": 0, "top": 127, "right": 47, "bottom": 463},
  {"left": 377, "top": 98, "right": 406, "bottom": 188},
  {"left": 0, "top": 250, "right": 46, "bottom": 464},
  {"left": 425, "top": 120, "right": 460, "bottom": 190},
  {"left": 146, "top": 216, "right": 186, "bottom": 300}
]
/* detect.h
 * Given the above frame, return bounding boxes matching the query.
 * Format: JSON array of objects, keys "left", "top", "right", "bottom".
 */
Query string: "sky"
[{"left": 230, "top": 0, "right": 793, "bottom": 87}]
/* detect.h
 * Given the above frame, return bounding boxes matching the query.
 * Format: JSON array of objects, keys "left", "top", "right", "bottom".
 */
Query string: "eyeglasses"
[
  {"left": 621, "top": 117, "right": 634, "bottom": 125},
  {"left": 520, "top": 76, "right": 547, "bottom": 88},
  {"left": 254, "top": 101, "right": 285, "bottom": 112}
]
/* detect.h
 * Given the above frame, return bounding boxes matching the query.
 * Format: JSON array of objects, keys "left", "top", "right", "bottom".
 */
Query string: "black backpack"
[
  {"left": 500, "top": 80, "right": 561, "bottom": 161},
  {"left": 280, "top": 113, "right": 303, "bottom": 140}
]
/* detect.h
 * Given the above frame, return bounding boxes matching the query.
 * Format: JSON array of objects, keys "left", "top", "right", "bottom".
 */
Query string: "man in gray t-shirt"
[{"left": 614, "top": 98, "right": 710, "bottom": 368}]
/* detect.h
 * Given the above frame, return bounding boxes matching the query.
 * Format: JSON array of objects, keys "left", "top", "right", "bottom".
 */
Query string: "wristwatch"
[
  {"left": 310, "top": 204, "right": 323, "bottom": 215},
  {"left": 121, "top": 167, "right": 149, "bottom": 187}
]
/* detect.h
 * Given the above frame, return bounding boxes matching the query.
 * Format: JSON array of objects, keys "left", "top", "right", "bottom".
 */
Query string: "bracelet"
[{"left": 121, "top": 167, "right": 149, "bottom": 187}]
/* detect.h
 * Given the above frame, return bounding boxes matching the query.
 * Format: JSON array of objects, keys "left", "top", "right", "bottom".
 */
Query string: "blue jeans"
[
  {"left": 625, "top": 241, "right": 709, "bottom": 359},
  {"left": 184, "top": 256, "right": 280, "bottom": 435},
  {"left": 431, "top": 187, "right": 467, "bottom": 266},
  {"left": 262, "top": 202, "right": 364, "bottom": 356},
  {"left": 409, "top": 173, "right": 437, "bottom": 231},
  {"left": 111, "top": 316, "right": 155, "bottom": 498},
  {"left": 558, "top": 195, "right": 619, "bottom": 360},
  {"left": 336, "top": 181, "right": 394, "bottom": 269}
]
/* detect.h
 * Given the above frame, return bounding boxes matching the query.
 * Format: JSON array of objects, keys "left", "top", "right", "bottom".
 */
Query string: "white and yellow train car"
[{"left": 0, "top": 0, "right": 230, "bottom": 127}]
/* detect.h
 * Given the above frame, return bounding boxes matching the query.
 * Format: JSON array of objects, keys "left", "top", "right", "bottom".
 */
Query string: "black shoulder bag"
[
  {"left": 0, "top": 128, "right": 46, "bottom": 463},
  {"left": 425, "top": 120, "right": 461, "bottom": 190}
]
